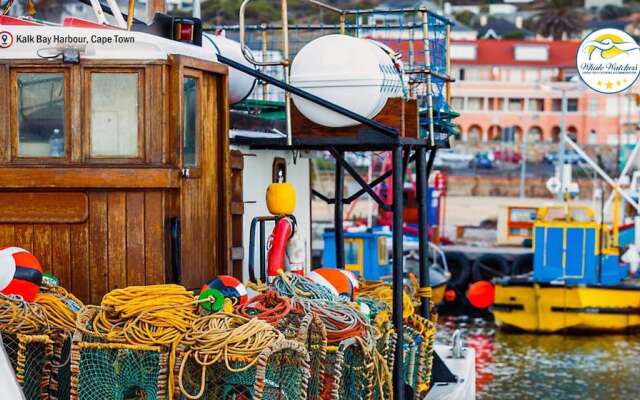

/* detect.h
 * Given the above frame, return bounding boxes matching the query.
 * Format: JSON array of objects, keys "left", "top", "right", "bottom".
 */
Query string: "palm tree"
[{"left": 528, "top": 0, "right": 584, "bottom": 40}]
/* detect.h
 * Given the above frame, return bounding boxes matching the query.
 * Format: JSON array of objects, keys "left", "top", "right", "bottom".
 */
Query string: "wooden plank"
[
  {"left": 0, "top": 193, "right": 88, "bottom": 224},
  {"left": 51, "top": 225, "right": 71, "bottom": 290},
  {"left": 146, "top": 65, "right": 164, "bottom": 163},
  {"left": 144, "top": 191, "right": 165, "bottom": 285},
  {"left": 32, "top": 225, "right": 52, "bottom": 274},
  {"left": 70, "top": 223, "right": 90, "bottom": 304},
  {"left": 231, "top": 202, "right": 244, "bottom": 216},
  {"left": 0, "top": 225, "right": 14, "bottom": 246},
  {"left": 107, "top": 192, "right": 126, "bottom": 291},
  {"left": 0, "top": 65, "right": 8, "bottom": 163},
  {"left": 13, "top": 225, "right": 34, "bottom": 253},
  {"left": 404, "top": 99, "right": 419, "bottom": 138},
  {"left": 126, "top": 192, "right": 146, "bottom": 286},
  {"left": 88, "top": 192, "right": 108, "bottom": 304},
  {"left": 0, "top": 168, "right": 180, "bottom": 189},
  {"left": 291, "top": 97, "right": 407, "bottom": 139}
]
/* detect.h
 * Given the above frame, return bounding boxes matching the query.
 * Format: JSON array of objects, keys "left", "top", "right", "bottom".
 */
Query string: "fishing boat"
[
  {"left": 0, "top": 1, "right": 476, "bottom": 399},
  {"left": 492, "top": 160, "right": 640, "bottom": 332}
]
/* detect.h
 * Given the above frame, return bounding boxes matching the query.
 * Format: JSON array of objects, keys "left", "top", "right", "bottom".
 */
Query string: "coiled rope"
[
  {"left": 77, "top": 284, "right": 199, "bottom": 400},
  {"left": 273, "top": 272, "right": 337, "bottom": 301},
  {"left": 34, "top": 286, "right": 84, "bottom": 332},
  {"left": 291, "top": 297, "right": 369, "bottom": 344},
  {"left": 0, "top": 293, "right": 48, "bottom": 334},
  {"left": 235, "top": 290, "right": 292, "bottom": 324},
  {"left": 179, "top": 312, "right": 283, "bottom": 399},
  {"left": 359, "top": 282, "right": 415, "bottom": 320}
]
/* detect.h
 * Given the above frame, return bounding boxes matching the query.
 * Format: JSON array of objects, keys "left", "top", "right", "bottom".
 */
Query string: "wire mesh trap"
[
  {"left": 175, "top": 339, "right": 310, "bottom": 400},
  {"left": 1, "top": 332, "right": 54, "bottom": 400}
]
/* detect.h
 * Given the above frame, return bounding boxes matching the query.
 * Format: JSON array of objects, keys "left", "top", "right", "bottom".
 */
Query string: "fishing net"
[
  {"left": 71, "top": 309, "right": 171, "bottom": 400},
  {"left": 176, "top": 339, "right": 309, "bottom": 400},
  {"left": 403, "top": 326, "right": 422, "bottom": 390},
  {"left": 1, "top": 332, "right": 53, "bottom": 400},
  {"left": 407, "top": 315, "right": 436, "bottom": 393},
  {"left": 49, "top": 332, "right": 73, "bottom": 400},
  {"left": 320, "top": 338, "right": 373, "bottom": 400}
]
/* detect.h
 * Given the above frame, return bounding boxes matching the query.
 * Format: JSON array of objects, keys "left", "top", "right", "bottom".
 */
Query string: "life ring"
[{"left": 267, "top": 217, "right": 294, "bottom": 277}]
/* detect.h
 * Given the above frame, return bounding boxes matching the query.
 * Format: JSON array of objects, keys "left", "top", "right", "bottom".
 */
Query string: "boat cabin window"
[
  {"left": 15, "top": 72, "right": 66, "bottom": 158},
  {"left": 89, "top": 72, "right": 140, "bottom": 158},
  {"left": 183, "top": 76, "right": 198, "bottom": 167}
]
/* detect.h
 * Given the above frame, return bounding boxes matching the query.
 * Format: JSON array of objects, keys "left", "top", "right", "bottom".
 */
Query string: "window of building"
[
  {"left": 508, "top": 98, "right": 524, "bottom": 112},
  {"left": 551, "top": 98, "right": 577, "bottom": 112},
  {"left": 90, "top": 72, "right": 140, "bottom": 157},
  {"left": 183, "top": 76, "right": 199, "bottom": 167},
  {"left": 451, "top": 96, "right": 464, "bottom": 110},
  {"left": 527, "top": 98, "right": 544, "bottom": 112},
  {"left": 589, "top": 97, "right": 598, "bottom": 113},
  {"left": 15, "top": 72, "right": 66, "bottom": 158},
  {"left": 467, "top": 97, "right": 484, "bottom": 111}
]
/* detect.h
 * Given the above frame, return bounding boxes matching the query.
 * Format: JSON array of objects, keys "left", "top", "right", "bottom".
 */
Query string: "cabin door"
[{"left": 177, "top": 68, "right": 222, "bottom": 290}]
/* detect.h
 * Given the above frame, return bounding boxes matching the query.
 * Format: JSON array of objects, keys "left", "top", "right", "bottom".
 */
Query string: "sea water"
[{"left": 436, "top": 317, "right": 640, "bottom": 399}]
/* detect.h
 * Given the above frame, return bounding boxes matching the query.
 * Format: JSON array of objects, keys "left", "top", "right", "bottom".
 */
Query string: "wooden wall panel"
[
  {"left": 145, "top": 191, "right": 165, "bottom": 285},
  {"left": 0, "top": 193, "right": 87, "bottom": 224},
  {"left": 126, "top": 192, "right": 146, "bottom": 286},
  {"left": 14, "top": 225, "right": 34, "bottom": 253},
  {"left": 33, "top": 224, "right": 52, "bottom": 271},
  {"left": 70, "top": 221, "right": 90, "bottom": 303},
  {"left": 88, "top": 192, "right": 108, "bottom": 304},
  {"left": 51, "top": 225, "right": 71, "bottom": 290},
  {"left": 0, "top": 225, "right": 15, "bottom": 246},
  {"left": 107, "top": 192, "right": 127, "bottom": 291}
]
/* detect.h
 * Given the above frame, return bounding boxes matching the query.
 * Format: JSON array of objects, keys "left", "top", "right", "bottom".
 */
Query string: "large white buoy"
[
  {"left": 290, "top": 34, "right": 405, "bottom": 128},
  {"left": 202, "top": 33, "right": 257, "bottom": 105}
]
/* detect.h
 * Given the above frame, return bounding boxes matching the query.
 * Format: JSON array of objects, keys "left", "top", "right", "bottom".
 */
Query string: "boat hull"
[{"left": 493, "top": 280, "right": 640, "bottom": 332}]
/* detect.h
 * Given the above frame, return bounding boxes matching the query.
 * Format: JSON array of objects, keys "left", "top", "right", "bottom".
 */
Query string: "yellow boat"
[{"left": 492, "top": 196, "right": 640, "bottom": 332}]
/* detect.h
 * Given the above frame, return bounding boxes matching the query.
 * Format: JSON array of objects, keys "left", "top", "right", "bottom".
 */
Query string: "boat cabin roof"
[{"left": 0, "top": 17, "right": 215, "bottom": 62}]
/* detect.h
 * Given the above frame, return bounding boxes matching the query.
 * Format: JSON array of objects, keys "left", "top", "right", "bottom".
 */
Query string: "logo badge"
[
  {"left": 0, "top": 31, "right": 13, "bottom": 49},
  {"left": 577, "top": 28, "right": 640, "bottom": 94}
]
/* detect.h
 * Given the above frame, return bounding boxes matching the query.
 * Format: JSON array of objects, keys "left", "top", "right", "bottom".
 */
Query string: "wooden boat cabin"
[{"left": 0, "top": 17, "right": 232, "bottom": 304}]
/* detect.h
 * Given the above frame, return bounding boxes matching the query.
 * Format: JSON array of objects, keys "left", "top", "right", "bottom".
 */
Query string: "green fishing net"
[
  {"left": 50, "top": 333, "right": 72, "bottom": 400},
  {"left": 1, "top": 332, "right": 51, "bottom": 400},
  {"left": 74, "top": 342, "right": 167, "bottom": 400}
]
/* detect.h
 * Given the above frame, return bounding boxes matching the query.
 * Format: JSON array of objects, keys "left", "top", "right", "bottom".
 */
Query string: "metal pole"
[
  {"left": 335, "top": 151, "right": 345, "bottom": 269},
  {"left": 421, "top": 9, "right": 435, "bottom": 146},
  {"left": 416, "top": 147, "right": 431, "bottom": 317},
  {"left": 520, "top": 128, "right": 528, "bottom": 198},
  {"left": 281, "top": 0, "right": 293, "bottom": 146},
  {"left": 558, "top": 89, "right": 567, "bottom": 201},
  {"left": 391, "top": 145, "right": 405, "bottom": 400},
  {"left": 259, "top": 221, "right": 267, "bottom": 282}
]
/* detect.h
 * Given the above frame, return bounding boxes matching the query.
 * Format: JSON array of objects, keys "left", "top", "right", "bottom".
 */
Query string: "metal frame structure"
[{"left": 221, "top": 54, "right": 439, "bottom": 400}]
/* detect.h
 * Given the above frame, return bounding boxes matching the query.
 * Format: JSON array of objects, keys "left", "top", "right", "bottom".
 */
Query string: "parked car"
[
  {"left": 493, "top": 149, "right": 522, "bottom": 164},
  {"left": 469, "top": 152, "right": 493, "bottom": 169},
  {"left": 433, "top": 149, "right": 474, "bottom": 169},
  {"left": 543, "top": 150, "right": 583, "bottom": 165}
]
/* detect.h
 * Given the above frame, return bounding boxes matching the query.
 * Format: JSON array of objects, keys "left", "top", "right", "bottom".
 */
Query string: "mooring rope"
[
  {"left": 290, "top": 297, "right": 370, "bottom": 344},
  {"left": 235, "top": 290, "right": 292, "bottom": 324},
  {"left": 0, "top": 293, "right": 48, "bottom": 334},
  {"left": 272, "top": 272, "right": 337, "bottom": 301},
  {"left": 179, "top": 312, "right": 283, "bottom": 399}
]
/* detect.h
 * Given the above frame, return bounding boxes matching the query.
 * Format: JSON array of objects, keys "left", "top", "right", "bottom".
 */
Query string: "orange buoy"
[
  {"left": 0, "top": 247, "right": 43, "bottom": 302},
  {"left": 307, "top": 268, "right": 358, "bottom": 300},
  {"left": 444, "top": 289, "right": 457, "bottom": 303},
  {"left": 466, "top": 281, "right": 495, "bottom": 309}
]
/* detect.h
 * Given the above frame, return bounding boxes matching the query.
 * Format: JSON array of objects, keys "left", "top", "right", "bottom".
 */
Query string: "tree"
[
  {"left": 453, "top": 10, "right": 475, "bottom": 27},
  {"left": 528, "top": 0, "right": 584, "bottom": 40},
  {"left": 599, "top": 4, "right": 631, "bottom": 20}
]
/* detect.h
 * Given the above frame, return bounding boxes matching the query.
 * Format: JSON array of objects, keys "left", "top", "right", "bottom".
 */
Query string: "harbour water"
[{"left": 436, "top": 317, "right": 640, "bottom": 399}]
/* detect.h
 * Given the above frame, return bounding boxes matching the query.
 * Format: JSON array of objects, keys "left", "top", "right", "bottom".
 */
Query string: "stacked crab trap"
[{"left": 1, "top": 266, "right": 437, "bottom": 400}]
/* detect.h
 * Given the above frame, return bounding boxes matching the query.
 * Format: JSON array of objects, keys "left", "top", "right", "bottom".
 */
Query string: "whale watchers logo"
[{"left": 577, "top": 28, "right": 640, "bottom": 94}]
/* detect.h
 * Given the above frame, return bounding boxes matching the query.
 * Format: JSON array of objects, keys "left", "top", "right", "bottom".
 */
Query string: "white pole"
[
  {"left": 558, "top": 89, "right": 567, "bottom": 200},
  {"left": 192, "top": 0, "right": 201, "bottom": 19},
  {"left": 603, "top": 142, "right": 640, "bottom": 213},
  {"left": 565, "top": 137, "right": 640, "bottom": 212},
  {"left": 105, "top": 0, "right": 128, "bottom": 28}
]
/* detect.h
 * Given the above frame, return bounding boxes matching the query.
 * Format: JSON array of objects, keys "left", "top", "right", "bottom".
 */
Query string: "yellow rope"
[
  {"left": 179, "top": 312, "right": 283, "bottom": 399},
  {"left": 34, "top": 287, "right": 84, "bottom": 332},
  {"left": 0, "top": 293, "right": 48, "bottom": 335},
  {"left": 81, "top": 284, "right": 198, "bottom": 400},
  {"left": 359, "top": 284, "right": 414, "bottom": 320}
]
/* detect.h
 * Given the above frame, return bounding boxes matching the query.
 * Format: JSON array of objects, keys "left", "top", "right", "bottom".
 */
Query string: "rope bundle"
[
  {"left": 235, "top": 290, "right": 292, "bottom": 324},
  {"left": 359, "top": 282, "right": 415, "bottom": 320},
  {"left": 34, "top": 286, "right": 84, "bottom": 332},
  {"left": 272, "top": 273, "right": 337, "bottom": 301},
  {"left": 291, "top": 297, "right": 369, "bottom": 344},
  {"left": 80, "top": 284, "right": 197, "bottom": 346},
  {"left": 179, "top": 313, "right": 284, "bottom": 399},
  {"left": 0, "top": 293, "right": 48, "bottom": 334}
]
